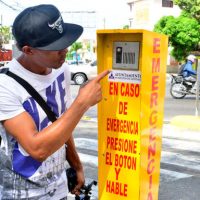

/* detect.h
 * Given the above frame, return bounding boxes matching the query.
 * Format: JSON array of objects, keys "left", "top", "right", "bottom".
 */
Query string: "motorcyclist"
[
  {"left": 181, "top": 55, "right": 197, "bottom": 92},
  {"left": 182, "top": 54, "right": 197, "bottom": 81}
]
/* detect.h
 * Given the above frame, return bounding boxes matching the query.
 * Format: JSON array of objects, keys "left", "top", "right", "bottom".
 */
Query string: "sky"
[{"left": 0, "top": 0, "right": 130, "bottom": 39}]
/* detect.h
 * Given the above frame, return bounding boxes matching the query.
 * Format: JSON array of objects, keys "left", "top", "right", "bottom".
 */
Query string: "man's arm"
[
  {"left": 66, "top": 135, "right": 84, "bottom": 193},
  {"left": 185, "top": 63, "right": 197, "bottom": 75},
  {"left": 2, "top": 70, "right": 109, "bottom": 162}
]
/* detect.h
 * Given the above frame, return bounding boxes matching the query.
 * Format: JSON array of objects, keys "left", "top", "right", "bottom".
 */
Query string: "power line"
[
  {"left": 61, "top": 11, "right": 96, "bottom": 14},
  {"left": 12, "top": 1, "right": 24, "bottom": 10},
  {"left": 0, "top": 0, "right": 20, "bottom": 11}
]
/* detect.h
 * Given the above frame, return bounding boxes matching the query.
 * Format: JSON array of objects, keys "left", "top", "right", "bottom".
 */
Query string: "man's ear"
[{"left": 21, "top": 46, "right": 34, "bottom": 55}]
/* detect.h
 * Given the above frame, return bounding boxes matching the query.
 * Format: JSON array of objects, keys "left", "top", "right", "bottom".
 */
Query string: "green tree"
[
  {"left": 69, "top": 42, "right": 83, "bottom": 64},
  {"left": 86, "top": 42, "right": 90, "bottom": 51},
  {"left": 123, "top": 25, "right": 129, "bottom": 30},
  {"left": 174, "top": 0, "right": 200, "bottom": 22},
  {"left": 0, "top": 26, "right": 11, "bottom": 49},
  {"left": 154, "top": 15, "right": 200, "bottom": 61}
]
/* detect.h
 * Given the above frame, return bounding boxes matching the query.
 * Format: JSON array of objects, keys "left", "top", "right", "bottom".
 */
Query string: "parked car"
[
  {"left": 69, "top": 60, "right": 97, "bottom": 85},
  {"left": 67, "top": 60, "right": 84, "bottom": 65}
]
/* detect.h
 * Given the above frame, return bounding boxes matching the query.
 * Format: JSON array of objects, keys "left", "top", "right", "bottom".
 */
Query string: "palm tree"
[{"left": 69, "top": 42, "right": 83, "bottom": 65}]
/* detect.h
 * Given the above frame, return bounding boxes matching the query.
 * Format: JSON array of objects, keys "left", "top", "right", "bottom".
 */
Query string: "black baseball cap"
[{"left": 12, "top": 4, "right": 83, "bottom": 51}]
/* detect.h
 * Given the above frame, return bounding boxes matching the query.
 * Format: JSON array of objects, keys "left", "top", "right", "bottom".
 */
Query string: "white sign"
[{"left": 108, "top": 70, "right": 141, "bottom": 84}]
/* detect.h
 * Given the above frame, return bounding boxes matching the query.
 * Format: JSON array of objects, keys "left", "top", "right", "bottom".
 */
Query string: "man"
[
  {"left": 0, "top": 4, "right": 109, "bottom": 200},
  {"left": 182, "top": 54, "right": 197, "bottom": 80},
  {"left": 181, "top": 54, "right": 197, "bottom": 92}
]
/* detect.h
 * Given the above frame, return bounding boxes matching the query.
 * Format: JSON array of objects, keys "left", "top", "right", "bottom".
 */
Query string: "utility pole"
[
  {"left": 195, "top": 59, "right": 200, "bottom": 116},
  {"left": 103, "top": 17, "right": 106, "bottom": 29},
  {"left": 0, "top": 14, "right": 2, "bottom": 26}
]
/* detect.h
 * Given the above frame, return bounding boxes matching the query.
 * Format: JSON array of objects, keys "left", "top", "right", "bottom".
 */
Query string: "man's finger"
[{"left": 95, "top": 70, "right": 110, "bottom": 83}]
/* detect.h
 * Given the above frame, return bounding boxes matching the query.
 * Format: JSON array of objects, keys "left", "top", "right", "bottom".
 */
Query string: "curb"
[{"left": 170, "top": 115, "right": 200, "bottom": 131}]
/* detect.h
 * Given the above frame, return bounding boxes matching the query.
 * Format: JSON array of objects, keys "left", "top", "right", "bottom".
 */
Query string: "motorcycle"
[{"left": 170, "top": 74, "right": 197, "bottom": 99}]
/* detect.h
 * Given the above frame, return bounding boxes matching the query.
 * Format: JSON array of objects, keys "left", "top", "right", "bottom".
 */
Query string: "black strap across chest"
[{"left": 0, "top": 68, "right": 57, "bottom": 122}]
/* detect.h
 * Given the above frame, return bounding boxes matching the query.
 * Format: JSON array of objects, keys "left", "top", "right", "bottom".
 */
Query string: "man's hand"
[
  {"left": 71, "top": 168, "right": 85, "bottom": 195},
  {"left": 77, "top": 70, "right": 110, "bottom": 107}
]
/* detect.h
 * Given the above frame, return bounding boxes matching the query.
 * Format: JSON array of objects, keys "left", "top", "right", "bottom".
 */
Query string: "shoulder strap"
[{"left": 0, "top": 68, "right": 57, "bottom": 122}]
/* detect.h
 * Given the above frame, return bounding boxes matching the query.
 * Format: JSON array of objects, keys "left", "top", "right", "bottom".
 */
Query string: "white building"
[
  {"left": 127, "top": 0, "right": 181, "bottom": 30},
  {"left": 126, "top": 0, "right": 182, "bottom": 70}
]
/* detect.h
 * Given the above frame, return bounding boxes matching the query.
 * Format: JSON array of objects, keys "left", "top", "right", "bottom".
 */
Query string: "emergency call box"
[{"left": 97, "top": 29, "right": 168, "bottom": 200}]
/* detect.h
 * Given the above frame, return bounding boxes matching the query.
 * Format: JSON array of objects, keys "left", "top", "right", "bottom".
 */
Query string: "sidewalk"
[{"left": 170, "top": 115, "right": 200, "bottom": 131}]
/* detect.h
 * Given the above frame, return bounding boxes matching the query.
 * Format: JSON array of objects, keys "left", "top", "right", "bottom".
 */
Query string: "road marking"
[
  {"left": 82, "top": 115, "right": 92, "bottom": 120},
  {"left": 75, "top": 137, "right": 198, "bottom": 184},
  {"left": 81, "top": 116, "right": 97, "bottom": 122},
  {"left": 162, "top": 138, "right": 200, "bottom": 152},
  {"left": 77, "top": 151, "right": 194, "bottom": 182},
  {"left": 161, "top": 151, "right": 200, "bottom": 171},
  {"left": 160, "top": 169, "right": 192, "bottom": 181},
  {"left": 163, "top": 124, "right": 200, "bottom": 142},
  {"left": 74, "top": 138, "right": 97, "bottom": 151},
  {"left": 78, "top": 152, "right": 98, "bottom": 167}
]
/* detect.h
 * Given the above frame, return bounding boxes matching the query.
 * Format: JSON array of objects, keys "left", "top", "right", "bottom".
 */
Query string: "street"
[
  {"left": 68, "top": 79, "right": 200, "bottom": 200},
  {"left": 164, "top": 76, "right": 198, "bottom": 121}
]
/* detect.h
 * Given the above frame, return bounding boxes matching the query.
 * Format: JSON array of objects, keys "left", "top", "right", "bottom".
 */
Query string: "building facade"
[
  {"left": 127, "top": 0, "right": 180, "bottom": 30},
  {"left": 127, "top": 0, "right": 182, "bottom": 71}
]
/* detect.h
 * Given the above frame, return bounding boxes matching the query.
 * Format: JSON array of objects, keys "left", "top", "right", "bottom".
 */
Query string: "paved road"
[
  {"left": 68, "top": 82, "right": 200, "bottom": 200},
  {"left": 159, "top": 125, "right": 200, "bottom": 200},
  {"left": 68, "top": 120, "right": 200, "bottom": 200},
  {"left": 164, "top": 76, "right": 198, "bottom": 121}
]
